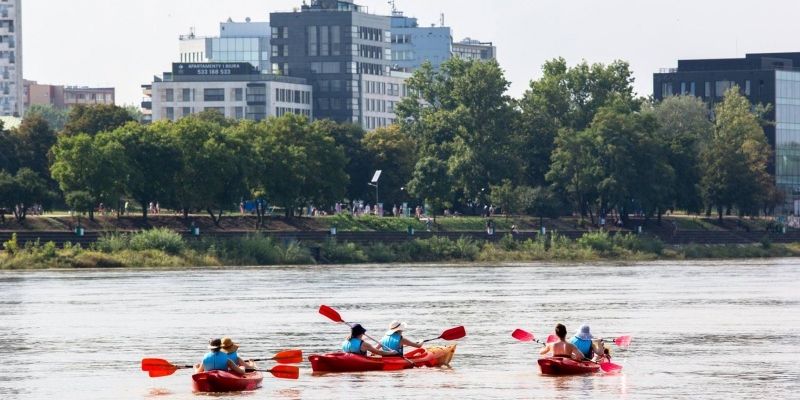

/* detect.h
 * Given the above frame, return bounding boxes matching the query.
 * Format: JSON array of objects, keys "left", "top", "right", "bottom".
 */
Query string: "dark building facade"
[
  {"left": 654, "top": 52, "right": 800, "bottom": 214},
  {"left": 270, "top": 0, "right": 394, "bottom": 124}
]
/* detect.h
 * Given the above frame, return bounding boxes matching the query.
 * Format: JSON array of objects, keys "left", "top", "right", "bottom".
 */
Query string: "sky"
[{"left": 21, "top": 0, "right": 800, "bottom": 107}]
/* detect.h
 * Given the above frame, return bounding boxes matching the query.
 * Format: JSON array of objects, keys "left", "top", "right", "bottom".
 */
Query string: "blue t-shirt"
[
  {"left": 226, "top": 351, "right": 242, "bottom": 364},
  {"left": 569, "top": 337, "right": 592, "bottom": 359},
  {"left": 202, "top": 350, "right": 230, "bottom": 371}
]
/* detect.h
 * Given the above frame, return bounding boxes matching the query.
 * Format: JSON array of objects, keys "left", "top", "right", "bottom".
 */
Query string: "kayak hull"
[
  {"left": 309, "top": 344, "right": 456, "bottom": 373},
  {"left": 538, "top": 357, "right": 600, "bottom": 375},
  {"left": 191, "top": 370, "right": 263, "bottom": 393}
]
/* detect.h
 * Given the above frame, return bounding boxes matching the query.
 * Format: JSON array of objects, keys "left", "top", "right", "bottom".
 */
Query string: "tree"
[
  {"left": 50, "top": 133, "right": 129, "bottom": 220},
  {"left": 114, "top": 122, "right": 181, "bottom": 221},
  {"left": 528, "top": 186, "right": 562, "bottom": 228},
  {"left": 397, "top": 59, "right": 521, "bottom": 209},
  {"left": 701, "top": 87, "right": 775, "bottom": 220},
  {"left": 25, "top": 104, "right": 69, "bottom": 132},
  {"left": 166, "top": 116, "right": 255, "bottom": 224},
  {"left": 546, "top": 127, "right": 601, "bottom": 222},
  {"left": 361, "top": 124, "right": 417, "bottom": 207},
  {"left": 65, "top": 191, "right": 94, "bottom": 227},
  {"left": 0, "top": 168, "right": 50, "bottom": 222},
  {"left": 407, "top": 156, "right": 452, "bottom": 217},
  {"left": 62, "top": 104, "right": 134, "bottom": 136},
  {"left": 12, "top": 114, "right": 57, "bottom": 179},
  {"left": 255, "top": 114, "right": 348, "bottom": 217},
  {"left": 0, "top": 124, "right": 18, "bottom": 173},
  {"left": 489, "top": 180, "right": 535, "bottom": 219},
  {"left": 650, "top": 96, "right": 713, "bottom": 213},
  {"left": 314, "top": 120, "right": 372, "bottom": 201},
  {"left": 517, "top": 58, "right": 639, "bottom": 187}
]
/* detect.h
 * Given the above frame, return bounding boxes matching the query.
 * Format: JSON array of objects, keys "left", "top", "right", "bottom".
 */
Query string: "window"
[
  {"left": 234, "top": 88, "right": 243, "bottom": 102},
  {"left": 690, "top": 82, "right": 696, "bottom": 96},
  {"left": 745, "top": 80, "right": 751, "bottom": 96},
  {"left": 165, "top": 107, "right": 174, "bottom": 120},
  {"left": 204, "top": 88, "right": 225, "bottom": 102},
  {"left": 307, "top": 26, "right": 318, "bottom": 56},
  {"left": 331, "top": 26, "right": 341, "bottom": 56},
  {"left": 715, "top": 81, "right": 734, "bottom": 97},
  {"left": 320, "top": 25, "right": 329, "bottom": 56},
  {"left": 182, "top": 107, "right": 191, "bottom": 117},
  {"left": 204, "top": 107, "right": 225, "bottom": 114},
  {"left": 182, "top": 88, "right": 191, "bottom": 102},
  {"left": 246, "top": 85, "right": 266, "bottom": 104},
  {"left": 662, "top": 82, "right": 673, "bottom": 97},
  {"left": 235, "top": 107, "right": 244, "bottom": 119},
  {"left": 680, "top": 82, "right": 686, "bottom": 94},
  {"left": 247, "top": 105, "right": 266, "bottom": 121},
  {"left": 705, "top": 82, "right": 711, "bottom": 97},
  {"left": 166, "top": 89, "right": 174, "bottom": 102}
]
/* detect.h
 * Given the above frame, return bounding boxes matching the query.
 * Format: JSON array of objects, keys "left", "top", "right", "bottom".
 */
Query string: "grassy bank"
[{"left": 2, "top": 229, "right": 800, "bottom": 270}]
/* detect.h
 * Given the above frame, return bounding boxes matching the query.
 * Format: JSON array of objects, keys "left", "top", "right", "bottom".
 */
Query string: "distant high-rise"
[{"left": 0, "top": 0, "right": 22, "bottom": 117}]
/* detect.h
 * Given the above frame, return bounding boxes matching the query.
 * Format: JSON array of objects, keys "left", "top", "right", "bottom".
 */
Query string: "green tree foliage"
[
  {"left": 398, "top": 58, "right": 520, "bottom": 206},
  {"left": 650, "top": 96, "right": 713, "bottom": 213},
  {"left": 0, "top": 123, "right": 18, "bottom": 173},
  {"left": 314, "top": 120, "right": 372, "bottom": 201},
  {"left": 407, "top": 156, "right": 452, "bottom": 215},
  {"left": 12, "top": 114, "right": 57, "bottom": 179},
  {"left": 255, "top": 114, "right": 348, "bottom": 217},
  {"left": 25, "top": 104, "right": 69, "bottom": 132},
  {"left": 490, "top": 179, "right": 535, "bottom": 218},
  {"left": 518, "top": 58, "right": 638, "bottom": 186},
  {"left": 0, "top": 168, "right": 50, "bottom": 222},
  {"left": 50, "top": 133, "right": 129, "bottom": 219},
  {"left": 64, "top": 190, "right": 94, "bottom": 225},
  {"left": 701, "top": 87, "right": 776, "bottom": 220},
  {"left": 62, "top": 104, "right": 134, "bottom": 136},
  {"left": 361, "top": 124, "right": 417, "bottom": 206},
  {"left": 114, "top": 122, "right": 181, "bottom": 221},
  {"left": 528, "top": 186, "right": 562, "bottom": 227}
]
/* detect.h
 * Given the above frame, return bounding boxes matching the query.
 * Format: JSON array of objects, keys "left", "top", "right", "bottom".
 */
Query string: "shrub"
[
  {"left": 2, "top": 233, "right": 18, "bottom": 255},
  {"left": 760, "top": 235, "right": 772, "bottom": 250},
  {"left": 95, "top": 232, "right": 130, "bottom": 253},
  {"left": 364, "top": 243, "right": 399, "bottom": 263},
  {"left": 219, "top": 235, "right": 284, "bottom": 265},
  {"left": 613, "top": 234, "right": 665, "bottom": 255},
  {"left": 454, "top": 237, "right": 481, "bottom": 260},
  {"left": 577, "top": 231, "right": 613, "bottom": 253},
  {"left": 320, "top": 240, "right": 368, "bottom": 264},
  {"left": 129, "top": 228, "right": 185, "bottom": 255},
  {"left": 280, "top": 242, "right": 314, "bottom": 265},
  {"left": 498, "top": 234, "right": 519, "bottom": 251}
]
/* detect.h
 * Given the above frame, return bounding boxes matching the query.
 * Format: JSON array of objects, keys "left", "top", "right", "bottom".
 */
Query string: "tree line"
[{"left": 0, "top": 57, "right": 779, "bottom": 225}]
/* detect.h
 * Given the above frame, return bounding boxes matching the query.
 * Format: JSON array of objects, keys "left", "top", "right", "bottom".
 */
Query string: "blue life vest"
[
  {"left": 569, "top": 336, "right": 593, "bottom": 359},
  {"left": 202, "top": 350, "right": 230, "bottom": 371},
  {"left": 342, "top": 338, "right": 366, "bottom": 355},
  {"left": 380, "top": 332, "right": 403, "bottom": 355}
]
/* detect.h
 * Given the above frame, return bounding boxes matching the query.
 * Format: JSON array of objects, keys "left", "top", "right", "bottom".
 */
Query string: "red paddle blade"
[
  {"left": 511, "top": 329, "right": 535, "bottom": 342},
  {"left": 268, "top": 365, "right": 300, "bottom": 380},
  {"left": 148, "top": 368, "right": 179, "bottom": 378},
  {"left": 614, "top": 336, "right": 632, "bottom": 348},
  {"left": 546, "top": 335, "right": 558, "bottom": 344},
  {"left": 272, "top": 349, "right": 303, "bottom": 364},
  {"left": 141, "top": 358, "right": 177, "bottom": 372},
  {"left": 439, "top": 326, "right": 466, "bottom": 341},
  {"left": 600, "top": 361, "right": 623, "bottom": 373},
  {"left": 319, "top": 305, "right": 344, "bottom": 323}
]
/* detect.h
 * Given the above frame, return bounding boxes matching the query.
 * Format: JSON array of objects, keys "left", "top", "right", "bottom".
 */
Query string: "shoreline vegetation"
[{"left": 3, "top": 227, "right": 799, "bottom": 270}]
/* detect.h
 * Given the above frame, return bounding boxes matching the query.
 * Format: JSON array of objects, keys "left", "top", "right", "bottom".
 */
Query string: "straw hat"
[
  {"left": 385, "top": 320, "right": 408, "bottom": 335},
  {"left": 220, "top": 337, "right": 239, "bottom": 353}
]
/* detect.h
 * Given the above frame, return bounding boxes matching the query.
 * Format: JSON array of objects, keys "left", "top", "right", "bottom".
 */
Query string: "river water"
[{"left": 0, "top": 259, "right": 798, "bottom": 399}]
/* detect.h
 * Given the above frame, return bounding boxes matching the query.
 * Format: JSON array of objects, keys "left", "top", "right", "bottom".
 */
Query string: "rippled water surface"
[{"left": 1, "top": 259, "right": 798, "bottom": 399}]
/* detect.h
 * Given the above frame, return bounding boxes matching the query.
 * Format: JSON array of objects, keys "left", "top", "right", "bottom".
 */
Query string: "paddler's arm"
[
  {"left": 401, "top": 337, "right": 423, "bottom": 348},
  {"left": 539, "top": 343, "right": 552, "bottom": 355},
  {"left": 227, "top": 359, "right": 247, "bottom": 375},
  {"left": 363, "top": 341, "right": 399, "bottom": 357}
]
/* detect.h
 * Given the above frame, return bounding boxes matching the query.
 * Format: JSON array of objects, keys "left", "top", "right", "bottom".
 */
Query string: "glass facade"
[
  {"left": 775, "top": 70, "right": 800, "bottom": 214},
  {"left": 211, "top": 38, "right": 261, "bottom": 64}
]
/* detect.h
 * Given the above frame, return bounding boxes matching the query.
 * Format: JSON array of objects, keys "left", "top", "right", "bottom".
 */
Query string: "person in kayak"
[
  {"left": 220, "top": 337, "right": 256, "bottom": 372},
  {"left": 342, "top": 324, "right": 398, "bottom": 357},
  {"left": 569, "top": 324, "right": 596, "bottom": 360},
  {"left": 379, "top": 320, "right": 423, "bottom": 356},
  {"left": 540, "top": 324, "right": 584, "bottom": 360},
  {"left": 195, "top": 338, "right": 247, "bottom": 374}
]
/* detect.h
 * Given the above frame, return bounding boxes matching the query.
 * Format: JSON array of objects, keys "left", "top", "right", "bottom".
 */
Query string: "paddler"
[
  {"left": 379, "top": 320, "right": 423, "bottom": 356},
  {"left": 342, "top": 324, "right": 399, "bottom": 356},
  {"left": 195, "top": 338, "right": 247, "bottom": 374},
  {"left": 569, "top": 324, "right": 596, "bottom": 360},
  {"left": 220, "top": 337, "right": 256, "bottom": 372},
  {"left": 540, "top": 324, "right": 584, "bottom": 360}
]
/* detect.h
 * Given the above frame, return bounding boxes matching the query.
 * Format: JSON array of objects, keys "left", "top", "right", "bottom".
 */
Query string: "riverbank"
[{"left": 3, "top": 228, "right": 799, "bottom": 270}]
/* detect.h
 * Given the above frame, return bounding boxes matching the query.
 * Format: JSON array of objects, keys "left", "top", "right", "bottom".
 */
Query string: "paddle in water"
[
  {"left": 511, "top": 329, "right": 546, "bottom": 345},
  {"left": 612, "top": 335, "right": 632, "bottom": 348},
  {"left": 245, "top": 365, "right": 300, "bottom": 380}
]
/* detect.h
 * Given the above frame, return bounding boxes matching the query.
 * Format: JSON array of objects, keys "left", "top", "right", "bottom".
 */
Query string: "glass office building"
[{"left": 775, "top": 70, "right": 800, "bottom": 214}]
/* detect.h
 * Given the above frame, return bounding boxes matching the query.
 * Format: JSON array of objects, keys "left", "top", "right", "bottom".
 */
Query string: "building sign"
[{"left": 172, "top": 63, "right": 257, "bottom": 76}]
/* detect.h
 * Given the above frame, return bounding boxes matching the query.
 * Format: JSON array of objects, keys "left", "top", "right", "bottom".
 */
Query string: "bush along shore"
[{"left": 2, "top": 228, "right": 800, "bottom": 270}]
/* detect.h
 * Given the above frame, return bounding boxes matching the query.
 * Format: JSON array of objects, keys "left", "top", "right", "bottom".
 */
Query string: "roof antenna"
[
  {"left": 440, "top": 13, "right": 445, "bottom": 27},
  {"left": 388, "top": 0, "right": 397, "bottom": 13}
]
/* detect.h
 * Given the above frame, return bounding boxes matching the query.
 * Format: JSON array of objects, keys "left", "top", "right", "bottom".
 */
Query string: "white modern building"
[
  {"left": 179, "top": 18, "right": 271, "bottom": 72},
  {"left": 148, "top": 63, "right": 312, "bottom": 122},
  {"left": 360, "top": 71, "right": 410, "bottom": 130},
  {"left": 452, "top": 38, "right": 496, "bottom": 61},
  {"left": 0, "top": 0, "right": 22, "bottom": 116}
]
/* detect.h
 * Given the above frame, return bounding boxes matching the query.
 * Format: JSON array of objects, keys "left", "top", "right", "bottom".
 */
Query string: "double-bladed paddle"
[
  {"left": 548, "top": 334, "right": 632, "bottom": 349},
  {"left": 141, "top": 349, "right": 303, "bottom": 378},
  {"left": 511, "top": 328, "right": 623, "bottom": 373},
  {"left": 319, "top": 304, "right": 384, "bottom": 345}
]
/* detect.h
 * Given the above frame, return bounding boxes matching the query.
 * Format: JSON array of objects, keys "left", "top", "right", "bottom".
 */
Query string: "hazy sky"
[{"left": 21, "top": 0, "right": 800, "bottom": 106}]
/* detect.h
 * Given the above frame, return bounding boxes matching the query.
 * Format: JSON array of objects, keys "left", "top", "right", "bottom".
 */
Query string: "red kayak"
[
  {"left": 191, "top": 370, "right": 263, "bottom": 393},
  {"left": 309, "top": 345, "right": 456, "bottom": 373},
  {"left": 538, "top": 357, "right": 600, "bottom": 375}
]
